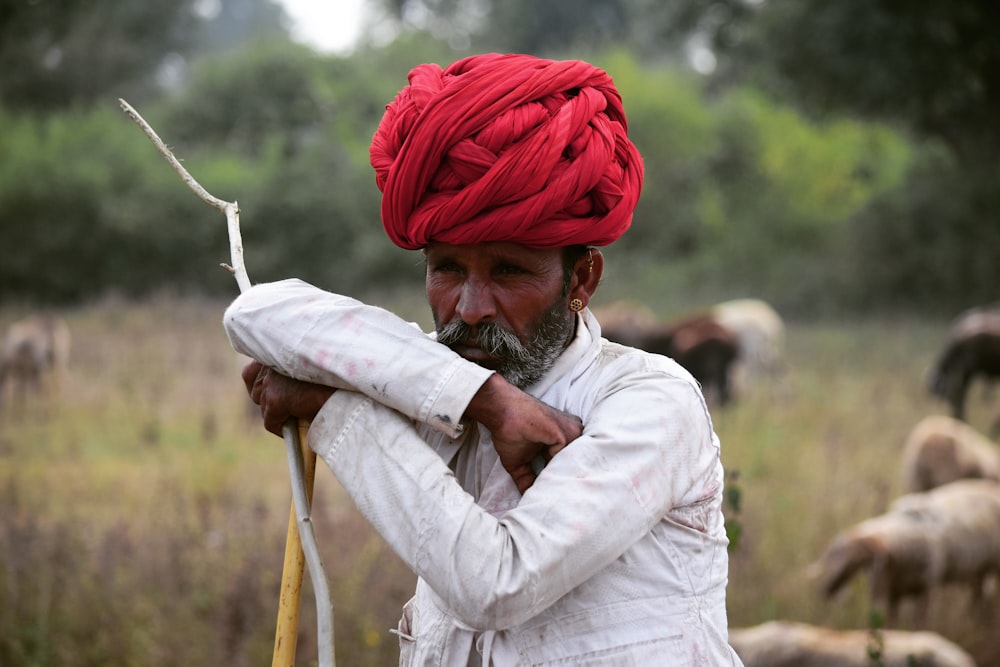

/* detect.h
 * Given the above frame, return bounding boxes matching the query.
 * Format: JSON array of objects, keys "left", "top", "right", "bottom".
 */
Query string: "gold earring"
[
  {"left": 569, "top": 298, "right": 584, "bottom": 312},
  {"left": 587, "top": 249, "right": 594, "bottom": 273}
]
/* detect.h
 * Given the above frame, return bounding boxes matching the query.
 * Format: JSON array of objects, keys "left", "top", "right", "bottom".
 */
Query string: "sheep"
[
  {"left": 591, "top": 300, "right": 660, "bottom": 348},
  {"left": 600, "top": 309, "right": 739, "bottom": 407},
  {"left": 711, "top": 298, "right": 786, "bottom": 391},
  {"left": 900, "top": 415, "right": 1000, "bottom": 493},
  {"left": 594, "top": 301, "right": 741, "bottom": 407},
  {"left": 0, "top": 314, "right": 71, "bottom": 411},
  {"left": 811, "top": 479, "right": 1000, "bottom": 626},
  {"left": 928, "top": 306, "right": 1000, "bottom": 422},
  {"left": 729, "top": 620, "right": 977, "bottom": 667}
]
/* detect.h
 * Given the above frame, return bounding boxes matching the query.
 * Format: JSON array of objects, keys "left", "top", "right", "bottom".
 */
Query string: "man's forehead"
[{"left": 424, "top": 241, "right": 562, "bottom": 263}]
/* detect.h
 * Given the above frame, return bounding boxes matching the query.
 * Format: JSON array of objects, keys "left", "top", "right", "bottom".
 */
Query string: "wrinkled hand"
[
  {"left": 466, "top": 374, "right": 583, "bottom": 493},
  {"left": 241, "top": 360, "right": 335, "bottom": 436}
]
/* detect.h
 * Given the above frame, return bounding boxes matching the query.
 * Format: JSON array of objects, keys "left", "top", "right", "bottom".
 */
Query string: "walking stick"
[
  {"left": 273, "top": 421, "right": 322, "bottom": 667},
  {"left": 119, "top": 99, "right": 335, "bottom": 667}
]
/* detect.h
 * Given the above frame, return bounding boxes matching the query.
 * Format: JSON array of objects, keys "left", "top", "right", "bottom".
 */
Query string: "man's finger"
[
  {"left": 242, "top": 360, "right": 263, "bottom": 394},
  {"left": 512, "top": 468, "right": 536, "bottom": 494}
]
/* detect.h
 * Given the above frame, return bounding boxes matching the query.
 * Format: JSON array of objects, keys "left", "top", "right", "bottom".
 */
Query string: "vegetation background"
[{"left": 1, "top": 0, "right": 998, "bottom": 665}]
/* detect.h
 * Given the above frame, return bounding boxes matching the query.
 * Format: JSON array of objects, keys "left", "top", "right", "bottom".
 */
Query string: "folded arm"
[
  {"left": 241, "top": 358, "right": 580, "bottom": 491},
  {"left": 228, "top": 280, "right": 582, "bottom": 489},
  {"left": 223, "top": 278, "right": 492, "bottom": 438}
]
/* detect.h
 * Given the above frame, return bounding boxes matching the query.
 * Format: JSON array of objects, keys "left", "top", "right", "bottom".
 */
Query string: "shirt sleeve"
[
  {"left": 309, "top": 366, "right": 722, "bottom": 631},
  {"left": 222, "top": 278, "right": 494, "bottom": 438}
]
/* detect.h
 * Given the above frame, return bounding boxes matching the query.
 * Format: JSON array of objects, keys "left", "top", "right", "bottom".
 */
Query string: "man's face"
[{"left": 426, "top": 242, "right": 575, "bottom": 389}]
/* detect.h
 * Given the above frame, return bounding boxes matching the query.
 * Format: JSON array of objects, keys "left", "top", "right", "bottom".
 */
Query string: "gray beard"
[{"left": 436, "top": 298, "right": 574, "bottom": 389}]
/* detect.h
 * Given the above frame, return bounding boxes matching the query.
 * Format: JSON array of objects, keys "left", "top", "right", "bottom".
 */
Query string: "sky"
[{"left": 277, "top": 0, "right": 368, "bottom": 54}]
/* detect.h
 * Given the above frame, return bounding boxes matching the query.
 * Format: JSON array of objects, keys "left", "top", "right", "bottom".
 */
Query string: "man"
[{"left": 225, "top": 53, "right": 742, "bottom": 665}]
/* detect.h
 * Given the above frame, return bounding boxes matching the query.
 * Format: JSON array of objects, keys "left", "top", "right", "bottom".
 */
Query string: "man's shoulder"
[{"left": 594, "top": 337, "right": 699, "bottom": 387}]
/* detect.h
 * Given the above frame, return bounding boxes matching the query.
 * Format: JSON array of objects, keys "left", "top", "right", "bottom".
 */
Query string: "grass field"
[{"left": 1, "top": 294, "right": 997, "bottom": 666}]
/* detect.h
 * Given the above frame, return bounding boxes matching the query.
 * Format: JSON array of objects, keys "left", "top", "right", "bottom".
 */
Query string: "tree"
[
  {"left": 0, "top": 0, "right": 197, "bottom": 111},
  {"left": 712, "top": 0, "right": 1000, "bottom": 312},
  {"left": 720, "top": 0, "right": 1000, "bottom": 165},
  {"left": 372, "top": 0, "right": 753, "bottom": 60},
  {"left": 0, "top": 0, "right": 292, "bottom": 112}
]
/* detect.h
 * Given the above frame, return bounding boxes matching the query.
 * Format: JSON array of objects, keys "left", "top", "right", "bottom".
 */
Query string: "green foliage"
[
  {"left": 600, "top": 52, "right": 721, "bottom": 257},
  {"left": 376, "top": 0, "right": 754, "bottom": 62},
  {"left": 159, "top": 41, "right": 331, "bottom": 157},
  {"left": 844, "top": 145, "right": 1000, "bottom": 315},
  {"left": 737, "top": 94, "right": 909, "bottom": 227},
  {"left": 724, "top": 469, "right": 743, "bottom": 552},
  {"left": 481, "top": 0, "right": 630, "bottom": 55},
  {"left": 0, "top": 106, "right": 244, "bottom": 302},
  {"left": 0, "top": 0, "right": 296, "bottom": 113},
  {"left": 867, "top": 627, "right": 887, "bottom": 667},
  {"left": 705, "top": 0, "right": 1000, "bottom": 316},
  {"left": 724, "top": 0, "right": 1000, "bottom": 164},
  {"left": 592, "top": 64, "right": 915, "bottom": 315},
  {"left": 0, "top": 0, "right": 197, "bottom": 112}
]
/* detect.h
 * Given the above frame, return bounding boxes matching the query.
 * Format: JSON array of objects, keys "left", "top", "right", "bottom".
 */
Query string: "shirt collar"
[{"left": 524, "top": 309, "right": 601, "bottom": 399}]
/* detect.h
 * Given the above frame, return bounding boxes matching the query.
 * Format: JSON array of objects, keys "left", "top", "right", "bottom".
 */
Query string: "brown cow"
[
  {"left": 0, "top": 314, "right": 71, "bottom": 411},
  {"left": 928, "top": 306, "right": 1000, "bottom": 422}
]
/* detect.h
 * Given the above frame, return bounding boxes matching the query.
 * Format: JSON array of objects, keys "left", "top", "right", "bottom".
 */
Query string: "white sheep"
[
  {"left": 811, "top": 479, "right": 1000, "bottom": 625},
  {"left": 901, "top": 415, "right": 1000, "bottom": 493},
  {"left": 590, "top": 300, "right": 660, "bottom": 348},
  {"left": 711, "top": 298, "right": 786, "bottom": 391},
  {"left": 729, "top": 620, "right": 977, "bottom": 667},
  {"left": 0, "top": 314, "right": 70, "bottom": 411}
]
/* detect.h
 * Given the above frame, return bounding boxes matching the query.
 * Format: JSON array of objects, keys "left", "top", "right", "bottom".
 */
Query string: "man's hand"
[
  {"left": 465, "top": 374, "right": 583, "bottom": 493},
  {"left": 242, "top": 360, "right": 335, "bottom": 436}
]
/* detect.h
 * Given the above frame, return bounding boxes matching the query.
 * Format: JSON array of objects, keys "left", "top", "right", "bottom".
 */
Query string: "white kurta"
[{"left": 224, "top": 279, "right": 743, "bottom": 666}]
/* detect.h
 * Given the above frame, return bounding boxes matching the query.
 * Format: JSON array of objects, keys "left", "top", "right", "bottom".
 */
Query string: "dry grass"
[
  {"left": 0, "top": 294, "right": 413, "bottom": 667},
  {"left": 1, "top": 296, "right": 998, "bottom": 666}
]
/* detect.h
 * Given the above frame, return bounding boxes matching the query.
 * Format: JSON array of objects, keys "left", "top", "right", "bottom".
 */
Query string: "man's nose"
[{"left": 456, "top": 279, "right": 496, "bottom": 325}]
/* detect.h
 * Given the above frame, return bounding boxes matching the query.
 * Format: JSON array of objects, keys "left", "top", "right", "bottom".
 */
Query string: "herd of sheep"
[
  {"left": 735, "top": 422, "right": 1000, "bottom": 667},
  {"left": 737, "top": 304, "right": 999, "bottom": 667},
  {"left": 596, "top": 297, "right": 787, "bottom": 408}
]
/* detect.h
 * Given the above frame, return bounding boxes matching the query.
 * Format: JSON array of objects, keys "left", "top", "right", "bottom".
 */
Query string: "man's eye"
[
  {"left": 497, "top": 264, "right": 528, "bottom": 276},
  {"left": 431, "top": 262, "right": 462, "bottom": 274}
]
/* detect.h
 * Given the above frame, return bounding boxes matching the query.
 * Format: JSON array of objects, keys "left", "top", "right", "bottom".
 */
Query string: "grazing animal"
[
  {"left": 600, "top": 310, "right": 739, "bottom": 407},
  {"left": 900, "top": 415, "right": 1000, "bottom": 493},
  {"left": 811, "top": 479, "right": 1000, "bottom": 626},
  {"left": 0, "top": 314, "right": 71, "bottom": 411},
  {"left": 928, "top": 306, "right": 1000, "bottom": 422},
  {"left": 590, "top": 301, "right": 659, "bottom": 348},
  {"left": 711, "top": 298, "right": 786, "bottom": 390},
  {"left": 729, "top": 620, "right": 977, "bottom": 667}
]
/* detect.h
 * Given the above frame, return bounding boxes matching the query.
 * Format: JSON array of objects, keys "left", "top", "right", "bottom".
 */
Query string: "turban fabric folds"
[{"left": 370, "top": 53, "right": 644, "bottom": 250}]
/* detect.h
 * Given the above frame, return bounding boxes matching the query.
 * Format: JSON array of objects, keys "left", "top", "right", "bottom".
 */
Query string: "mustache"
[{"left": 436, "top": 319, "right": 531, "bottom": 363}]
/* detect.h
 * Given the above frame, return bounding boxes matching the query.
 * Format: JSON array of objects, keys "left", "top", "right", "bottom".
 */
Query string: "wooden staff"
[
  {"left": 273, "top": 421, "right": 321, "bottom": 667},
  {"left": 119, "top": 99, "right": 334, "bottom": 667}
]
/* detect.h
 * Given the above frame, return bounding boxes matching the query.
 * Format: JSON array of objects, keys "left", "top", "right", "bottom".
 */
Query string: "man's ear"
[{"left": 568, "top": 248, "right": 604, "bottom": 310}]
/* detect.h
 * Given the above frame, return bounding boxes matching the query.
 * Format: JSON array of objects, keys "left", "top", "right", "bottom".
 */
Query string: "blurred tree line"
[{"left": 1, "top": 0, "right": 996, "bottom": 317}]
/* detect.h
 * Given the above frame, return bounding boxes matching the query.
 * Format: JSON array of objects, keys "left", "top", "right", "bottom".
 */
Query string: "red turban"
[{"left": 370, "top": 53, "right": 644, "bottom": 250}]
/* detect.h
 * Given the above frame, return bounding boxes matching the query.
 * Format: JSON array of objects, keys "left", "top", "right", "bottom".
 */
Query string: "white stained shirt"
[{"left": 224, "top": 279, "right": 743, "bottom": 667}]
